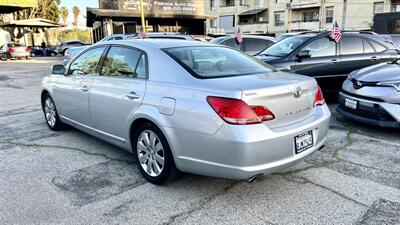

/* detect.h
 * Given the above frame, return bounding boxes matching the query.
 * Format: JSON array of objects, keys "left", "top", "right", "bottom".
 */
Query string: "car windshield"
[
  {"left": 260, "top": 35, "right": 312, "bottom": 57},
  {"left": 164, "top": 46, "right": 274, "bottom": 78}
]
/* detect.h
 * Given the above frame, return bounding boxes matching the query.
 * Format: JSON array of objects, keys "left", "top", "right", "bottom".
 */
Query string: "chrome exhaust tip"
[{"left": 247, "top": 174, "right": 262, "bottom": 183}]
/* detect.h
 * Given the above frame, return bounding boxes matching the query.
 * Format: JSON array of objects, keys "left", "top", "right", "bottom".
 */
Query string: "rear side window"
[
  {"left": 370, "top": 41, "right": 387, "bottom": 52},
  {"left": 164, "top": 46, "right": 273, "bottom": 78},
  {"left": 100, "top": 46, "right": 147, "bottom": 78},
  {"left": 244, "top": 38, "right": 269, "bottom": 53},
  {"left": 68, "top": 47, "right": 105, "bottom": 75},
  {"left": 221, "top": 38, "right": 241, "bottom": 50},
  {"left": 363, "top": 39, "right": 375, "bottom": 53},
  {"left": 341, "top": 37, "right": 364, "bottom": 55}
]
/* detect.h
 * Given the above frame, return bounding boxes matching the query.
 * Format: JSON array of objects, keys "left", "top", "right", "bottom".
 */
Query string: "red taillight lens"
[
  {"left": 207, "top": 96, "right": 275, "bottom": 125},
  {"left": 313, "top": 86, "right": 325, "bottom": 107},
  {"left": 7, "top": 48, "right": 14, "bottom": 53},
  {"left": 25, "top": 47, "right": 30, "bottom": 52},
  {"left": 250, "top": 106, "right": 275, "bottom": 121}
]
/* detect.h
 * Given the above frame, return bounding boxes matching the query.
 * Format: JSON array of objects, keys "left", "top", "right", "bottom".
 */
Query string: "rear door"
[{"left": 89, "top": 45, "right": 147, "bottom": 142}]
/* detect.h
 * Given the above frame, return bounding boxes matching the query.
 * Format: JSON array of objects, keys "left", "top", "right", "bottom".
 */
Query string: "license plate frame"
[
  {"left": 345, "top": 98, "right": 358, "bottom": 110},
  {"left": 295, "top": 131, "right": 314, "bottom": 154}
]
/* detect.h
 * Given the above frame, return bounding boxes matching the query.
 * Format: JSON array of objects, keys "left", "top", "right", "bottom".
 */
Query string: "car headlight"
[
  {"left": 377, "top": 81, "right": 400, "bottom": 91},
  {"left": 347, "top": 71, "right": 358, "bottom": 80}
]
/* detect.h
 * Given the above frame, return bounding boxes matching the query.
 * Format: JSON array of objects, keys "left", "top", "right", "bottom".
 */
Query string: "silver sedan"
[{"left": 41, "top": 40, "right": 331, "bottom": 184}]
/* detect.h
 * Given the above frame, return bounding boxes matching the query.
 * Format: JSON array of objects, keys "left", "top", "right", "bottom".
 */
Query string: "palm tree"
[
  {"left": 60, "top": 6, "right": 68, "bottom": 25},
  {"left": 72, "top": 6, "right": 80, "bottom": 28}
]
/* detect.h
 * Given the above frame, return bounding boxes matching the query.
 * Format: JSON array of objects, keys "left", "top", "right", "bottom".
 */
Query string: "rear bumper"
[
  {"left": 337, "top": 91, "right": 400, "bottom": 128},
  {"left": 168, "top": 104, "right": 331, "bottom": 180},
  {"left": 10, "top": 52, "right": 30, "bottom": 58}
]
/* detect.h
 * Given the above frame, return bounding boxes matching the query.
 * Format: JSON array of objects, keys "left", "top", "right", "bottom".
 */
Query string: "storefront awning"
[
  {"left": 0, "top": 18, "right": 64, "bottom": 28},
  {"left": 238, "top": 8, "right": 267, "bottom": 16},
  {"left": 87, "top": 7, "right": 216, "bottom": 27}
]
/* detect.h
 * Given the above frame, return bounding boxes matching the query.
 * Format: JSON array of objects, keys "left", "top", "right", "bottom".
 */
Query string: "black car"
[
  {"left": 30, "top": 47, "right": 57, "bottom": 57},
  {"left": 256, "top": 31, "right": 400, "bottom": 93},
  {"left": 211, "top": 35, "right": 276, "bottom": 55}
]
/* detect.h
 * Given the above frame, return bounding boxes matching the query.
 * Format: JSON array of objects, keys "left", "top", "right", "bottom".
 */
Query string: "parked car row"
[{"left": 61, "top": 31, "right": 400, "bottom": 129}]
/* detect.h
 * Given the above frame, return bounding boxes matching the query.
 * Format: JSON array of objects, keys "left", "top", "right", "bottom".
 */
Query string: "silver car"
[
  {"left": 337, "top": 61, "right": 400, "bottom": 128},
  {"left": 41, "top": 40, "right": 331, "bottom": 184}
]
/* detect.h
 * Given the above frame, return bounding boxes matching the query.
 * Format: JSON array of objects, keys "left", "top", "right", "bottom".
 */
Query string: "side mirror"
[
  {"left": 51, "top": 64, "right": 65, "bottom": 75},
  {"left": 297, "top": 50, "right": 311, "bottom": 60}
]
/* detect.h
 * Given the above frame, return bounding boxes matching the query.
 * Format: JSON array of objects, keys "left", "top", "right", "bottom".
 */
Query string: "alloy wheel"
[
  {"left": 44, "top": 97, "right": 56, "bottom": 127},
  {"left": 137, "top": 130, "right": 165, "bottom": 177}
]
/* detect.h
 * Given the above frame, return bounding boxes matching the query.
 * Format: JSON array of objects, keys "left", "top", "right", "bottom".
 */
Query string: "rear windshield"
[
  {"left": 8, "top": 43, "right": 24, "bottom": 47},
  {"left": 260, "top": 35, "right": 312, "bottom": 57},
  {"left": 163, "top": 46, "right": 273, "bottom": 78}
]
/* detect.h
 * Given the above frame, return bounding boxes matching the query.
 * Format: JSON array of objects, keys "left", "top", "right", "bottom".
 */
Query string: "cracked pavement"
[{"left": 1, "top": 58, "right": 399, "bottom": 225}]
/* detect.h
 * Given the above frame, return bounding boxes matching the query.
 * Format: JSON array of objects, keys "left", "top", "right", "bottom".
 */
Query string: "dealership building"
[{"left": 87, "top": 0, "right": 211, "bottom": 42}]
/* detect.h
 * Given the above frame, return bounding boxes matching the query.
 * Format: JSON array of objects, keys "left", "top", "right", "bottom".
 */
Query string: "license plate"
[
  {"left": 295, "top": 131, "right": 314, "bottom": 154},
  {"left": 345, "top": 98, "right": 358, "bottom": 110}
]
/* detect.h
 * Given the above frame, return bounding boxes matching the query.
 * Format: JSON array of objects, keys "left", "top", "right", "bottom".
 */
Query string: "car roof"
[
  {"left": 105, "top": 39, "right": 214, "bottom": 49},
  {"left": 213, "top": 35, "right": 275, "bottom": 41}
]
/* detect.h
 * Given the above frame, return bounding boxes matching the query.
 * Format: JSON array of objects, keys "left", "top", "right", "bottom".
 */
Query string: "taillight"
[
  {"left": 7, "top": 48, "right": 14, "bottom": 53},
  {"left": 207, "top": 96, "right": 275, "bottom": 125},
  {"left": 313, "top": 86, "right": 325, "bottom": 106},
  {"left": 25, "top": 47, "right": 30, "bottom": 52}
]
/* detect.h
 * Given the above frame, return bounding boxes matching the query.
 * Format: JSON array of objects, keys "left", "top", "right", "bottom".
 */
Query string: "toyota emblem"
[{"left": 293, "top": 87, "right": 303, "bottom": 98}]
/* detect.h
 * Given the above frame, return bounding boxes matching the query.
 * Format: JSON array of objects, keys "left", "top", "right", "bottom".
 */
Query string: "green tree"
[
  {"left": 72, "top": 6, "right": 80, "bottom": 28},
  {"left": 60, "top": 6, "right": 68, "bottom": 25}
]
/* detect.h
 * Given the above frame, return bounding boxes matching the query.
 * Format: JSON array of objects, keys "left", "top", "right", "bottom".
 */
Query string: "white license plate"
[
  {"left": 345, "top": 98, "right": 358, "bottom": 110},
  {"left": 295, "top": 131, "right": 314, "bottom": 154}
]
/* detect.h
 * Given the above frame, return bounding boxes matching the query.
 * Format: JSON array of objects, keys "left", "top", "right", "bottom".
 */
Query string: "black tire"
[
  {"left": 5, "top": 52, "right": 11, "bottom": 60},
  {"left": 133, "top": 122, "right": 179, "bottom": 184},
  {"left": 42, "top": 94, "right": 64, "bottom": 131}
]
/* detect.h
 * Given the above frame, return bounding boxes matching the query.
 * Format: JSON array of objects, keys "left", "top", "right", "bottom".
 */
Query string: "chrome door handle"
[
  {"left": 331, "top": 59, "right": 338, "bottom": 63},
  {"left": 81, "top": 85, "right": 89, "bottom": 92},
  {"left": 126, "top": 91, "right": 140, "bottom": 100},
  {"left": 371, "top": 56, "right": 378, "bottom": 61}
]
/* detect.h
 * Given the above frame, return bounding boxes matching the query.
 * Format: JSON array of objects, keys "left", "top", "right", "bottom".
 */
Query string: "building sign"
[
  {"left": 102, "top": 0, "right": 204, "bottom": 16},
  {"left": 0, "top": 0, "right": 37, "bottom": 7}
]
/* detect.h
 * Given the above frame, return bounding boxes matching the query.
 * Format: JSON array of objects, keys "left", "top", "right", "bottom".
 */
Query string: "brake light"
[
  {"left": 313, "top": 86, "right": 325, "bottom": 106},
  {"left": 207, "top": 96, "right": 275, "bottom": 125},
  {"left": 7, "top": 48, "right": 14, "bottom": 53},
  {"left": 25, "top": 47, "right": 30, "bottom": 52}
]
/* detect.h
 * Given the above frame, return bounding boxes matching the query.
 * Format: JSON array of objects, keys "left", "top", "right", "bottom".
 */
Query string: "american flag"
[
  {"left": 330, "top": 21, "right": 342, "bottom": 43},
  {"left": 235, "top": 26, "right": 243, "bottom": 44},
  {"left": 139, "top": 27, "right": 148, "bottom": 39}
]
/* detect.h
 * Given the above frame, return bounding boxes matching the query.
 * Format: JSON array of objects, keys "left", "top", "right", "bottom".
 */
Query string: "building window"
[
  {"left": 374, "top": 2, "right": 384, "bottom": 14},
  {"left": 276, "top": 0, "right": 285, "bottom": 3},
  {"left": 303, "top": 11, "right": 319, "bottom": 22},
  {"left": 209, "top": 19, "right": 217, "bottom": 28},
  {"left": 275, "top": 11, "right": 285, "bottom": 26},
  {"left": 210, "top": 0, "right": 217, "bottom": 10},
  {"left": 221, "top": 0, "right": 235, "bottom": 7},
  {"left": 326, "top": 7, "right": 334, "bottom": 23},
  {"left": 220, "top": 15, "right": 235, "bottom": 29},
  {"left": 255, "top": 0, "right": 263, "bottom": 7},
  {"left": 393, "top": 4, "right": 400, "bottom": 12}
]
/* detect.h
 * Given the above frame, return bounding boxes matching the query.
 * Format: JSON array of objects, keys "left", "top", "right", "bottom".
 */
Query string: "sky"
[{"left": 60, "top": 0, "right": 98, "bottom": 28}]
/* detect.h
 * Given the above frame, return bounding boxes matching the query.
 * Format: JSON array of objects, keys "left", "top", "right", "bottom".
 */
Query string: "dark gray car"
[
  {"left": 210, "top": 35, "right": 276, "bottom": 55},
  {"left": 256, "top": 31, "right": 400, "bottom": 93}
]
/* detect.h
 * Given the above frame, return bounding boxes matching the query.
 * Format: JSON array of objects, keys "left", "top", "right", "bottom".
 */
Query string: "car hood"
[
  {"left": 354, "top": 62, "right": 400, "bottom": 82},
  {"left": 254, "top": 54, "right": 283, "bottom": 62}
]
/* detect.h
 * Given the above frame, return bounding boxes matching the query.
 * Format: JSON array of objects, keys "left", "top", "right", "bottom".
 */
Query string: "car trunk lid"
[{"left": 210, "top": 72, "right": 317, "bottom": 128}]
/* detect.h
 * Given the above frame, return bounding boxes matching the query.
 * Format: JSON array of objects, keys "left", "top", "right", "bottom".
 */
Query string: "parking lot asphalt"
[{"left": 0, "top": 57, "right": 399, "bottom": 225}]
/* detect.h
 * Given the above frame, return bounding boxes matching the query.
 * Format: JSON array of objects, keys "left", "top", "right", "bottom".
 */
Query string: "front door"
[
  {"left": 290, "top": 36, "right": 339, "bottom": 92},
  {"left": 51, "top": 46, "right": 106, "bottom": 127},
  {"left": 89, "top": 45, "right": 147, "bottom": 142}
]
